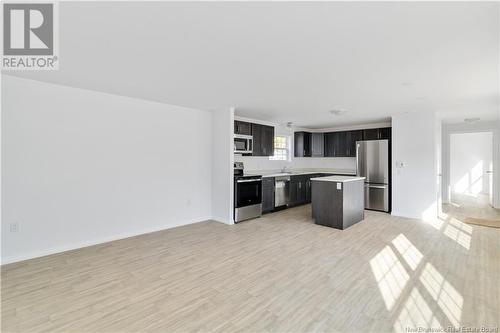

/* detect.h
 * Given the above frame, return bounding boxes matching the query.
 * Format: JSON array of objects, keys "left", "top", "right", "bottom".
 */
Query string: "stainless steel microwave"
[{"left": 234, "top": 134, "right": 253, "bottom": 154}]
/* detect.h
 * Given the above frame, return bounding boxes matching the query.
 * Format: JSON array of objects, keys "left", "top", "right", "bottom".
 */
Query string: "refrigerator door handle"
[
  {"left": 356, "top": 143, "right": 360, "bottom": 176},
  {"left": 365, "top": 184, "right": 388, "bottom": 189}
]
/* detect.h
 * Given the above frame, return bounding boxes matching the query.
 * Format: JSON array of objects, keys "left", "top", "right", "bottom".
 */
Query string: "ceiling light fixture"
[
  {"left": 464, "top": 117, "right": 480, "bottom": 123},
  {"left": 330, "top": 109, "right": 348, "bottom": 116}
]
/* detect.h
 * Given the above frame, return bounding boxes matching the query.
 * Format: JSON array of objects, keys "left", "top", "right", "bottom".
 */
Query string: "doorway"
[{"left": 448, "top": 131, "right": 496, "bottom": 217}]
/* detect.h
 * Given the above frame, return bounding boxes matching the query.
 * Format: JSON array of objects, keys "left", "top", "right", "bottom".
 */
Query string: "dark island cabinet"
[
  {"left": 251, "top": 123, "right": 275, "bottom": 157},
  {"left": 234, "top": 121, "right": 252, "bottom": 135},
  {"left": 262, "top": 177, "right": 275, "bottom": 213}
]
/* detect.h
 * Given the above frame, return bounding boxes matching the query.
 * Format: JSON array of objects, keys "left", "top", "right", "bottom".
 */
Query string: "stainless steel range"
[{"left": 234, "top": 162, "right": 262, "bottom": 223}]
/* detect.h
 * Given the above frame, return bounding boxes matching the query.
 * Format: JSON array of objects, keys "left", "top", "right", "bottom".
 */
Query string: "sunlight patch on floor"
[
  {"left": 393, "top": 287, "right": 442, "bottom": 332},
  {"left": 419, "top": 263, "right": 463, "bottom": 327},
  {"left": 423, "top": 208, "right": 446, "bottom": 231},
  {"left": 443, "top": 219, "right": 472, "bottom": 250},
  {"left": 448, "top": 218, "right": 473, "bottom": 234},
  {"left": 392, "top": 234, "right": 423, "bottom": 271},
  {"left": 426, "top": 218, "right": 444, "bottom": 230},
  {"left": 370, "top": 245, "right": 410, "bottom": 310}
]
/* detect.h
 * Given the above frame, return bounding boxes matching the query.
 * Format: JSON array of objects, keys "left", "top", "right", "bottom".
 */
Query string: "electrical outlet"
[{"left": 9, "top": 222, "right": 19, "bottom": 233}]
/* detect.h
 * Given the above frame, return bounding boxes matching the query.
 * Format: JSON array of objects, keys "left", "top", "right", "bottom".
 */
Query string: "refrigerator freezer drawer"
[{"left": 364, "top": 184, "right": 389, "bottom": 212}]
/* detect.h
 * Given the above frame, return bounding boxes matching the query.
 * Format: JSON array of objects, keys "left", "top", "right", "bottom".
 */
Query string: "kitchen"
[{"left": 233, "top": 118, "right": 391, "bottom": 228}]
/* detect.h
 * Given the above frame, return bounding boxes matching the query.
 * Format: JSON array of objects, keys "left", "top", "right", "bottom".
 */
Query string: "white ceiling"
[{"left": 4, "top": 1, "right": 499, "bottom": 128}]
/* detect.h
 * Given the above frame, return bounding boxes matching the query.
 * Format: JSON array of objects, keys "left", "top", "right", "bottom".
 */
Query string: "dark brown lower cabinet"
[
  {"left": 262, "top": 177, "right": 275, "bottom": 213},
  {"left": 289, "top": 174, "right": 321, "bottom": 206}
]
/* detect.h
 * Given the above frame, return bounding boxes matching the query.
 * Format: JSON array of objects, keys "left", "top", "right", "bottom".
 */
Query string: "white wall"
[
  {"left": 1, "top": 76, "right": 214, "bottom": 264},
  {"left": 450, "top": 132, "right": 493, "bottom": 196},
  {"left": 211, "top": 108, "right": 234, "bottom": 224},
  {"left": 392, "top": 111, "right": 440, "bottom": 219},
  {"left": 236, "top": 155, "right": 357, "bottom": 173}
]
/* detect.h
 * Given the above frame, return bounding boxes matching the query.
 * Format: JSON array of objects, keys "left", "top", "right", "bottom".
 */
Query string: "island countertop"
[{"left": 311, "top": 175, "right": 365, "bottom": 183}]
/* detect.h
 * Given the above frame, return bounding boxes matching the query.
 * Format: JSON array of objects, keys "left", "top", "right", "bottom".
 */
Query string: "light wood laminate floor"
[{"left": 2, "top": 204, "right": 499, "bottom": 332}]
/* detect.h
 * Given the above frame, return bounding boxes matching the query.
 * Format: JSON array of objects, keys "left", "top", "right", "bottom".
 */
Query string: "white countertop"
[
  {"left": 245, "top": 169, "right": 357, "bottom": 178},
  {"left": 311, "top": 175, "right": 365, "bottom": 183}
]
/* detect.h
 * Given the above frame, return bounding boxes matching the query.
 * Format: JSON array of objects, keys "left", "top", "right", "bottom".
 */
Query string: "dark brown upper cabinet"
[
  {"left": 261, "top": 125, "right": 275, "bottom": 157},
  {"left": 311, "top": 133, "right": 324, "bottom": 157},
  {"left": 324, "top": 131, "right": 346, "bottom": 157},
  {"left": 324, "top": 132, "right": 336, "bottom": 157},
  {"left": 234, "top": 120, "right": 252, "bottom": 135},
  {"left": 294, "top": 132, "right": 312, "bottom": 157},
  {"left": 362, "top": 127, "right": 391, "bottom": 140},
  {"left": 252, "top": 123, "right": 274, "bottom": 156},
  {"left": 322, "top": 129, "right": 370, "bottom": 157},
  {"left": 346, "top": 130, "right": 363, "bottom": 157}
]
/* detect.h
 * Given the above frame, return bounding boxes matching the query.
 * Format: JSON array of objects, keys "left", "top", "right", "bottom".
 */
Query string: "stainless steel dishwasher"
[{"left": 274, "top": 176, "right": 290, "bottom": 207}]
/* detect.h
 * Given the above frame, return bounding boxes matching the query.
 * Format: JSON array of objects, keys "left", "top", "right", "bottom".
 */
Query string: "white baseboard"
[
  {"left": 390, "top": 211, "right": 420, "bottom": 220},
  {"left": 211, "top": 216, "right": 234, "bottom": 225},
  {"left": 1, "top": 216, "right": 211, "bottom": 265}
]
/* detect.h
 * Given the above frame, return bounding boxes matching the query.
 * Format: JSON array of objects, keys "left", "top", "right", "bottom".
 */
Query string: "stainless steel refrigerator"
[{"left": 356, "top": 140, "right": 390, "bottom": 212}]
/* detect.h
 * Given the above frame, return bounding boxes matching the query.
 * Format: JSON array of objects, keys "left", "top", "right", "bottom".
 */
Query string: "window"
[{"left": 270, "top": 136, "right": 289, "bottom": 161}]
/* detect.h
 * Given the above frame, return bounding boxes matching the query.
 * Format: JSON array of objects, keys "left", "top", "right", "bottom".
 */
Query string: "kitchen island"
[{"left": 311, "top": 176, "right": 365, "bottom": 230}]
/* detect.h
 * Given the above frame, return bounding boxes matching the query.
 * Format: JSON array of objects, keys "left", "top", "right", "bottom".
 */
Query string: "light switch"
[{"left": 395, "top": 161, "right": 405, "bottom": 168}]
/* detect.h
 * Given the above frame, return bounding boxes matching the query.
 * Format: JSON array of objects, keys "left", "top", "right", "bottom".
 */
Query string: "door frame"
[{"left": 441, "top": 121, "right": 499, "bottom": 208}]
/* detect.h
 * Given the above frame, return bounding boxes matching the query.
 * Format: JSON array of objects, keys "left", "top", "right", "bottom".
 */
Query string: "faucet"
[{"left": 280, "top": 166, "right": 289, "bottom": 173}]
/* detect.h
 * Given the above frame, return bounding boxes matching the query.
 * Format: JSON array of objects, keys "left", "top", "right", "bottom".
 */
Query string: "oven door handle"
[{"left": 236, "top": 179, "right": 262, "bottom": 183}]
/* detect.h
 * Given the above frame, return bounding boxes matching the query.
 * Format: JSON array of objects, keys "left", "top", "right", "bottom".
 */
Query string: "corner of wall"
[{"left": 210, "top": 108, "right": 234, "bottom": 225}]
